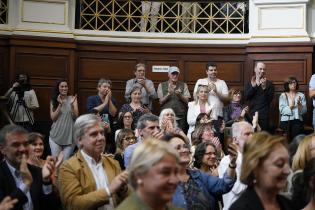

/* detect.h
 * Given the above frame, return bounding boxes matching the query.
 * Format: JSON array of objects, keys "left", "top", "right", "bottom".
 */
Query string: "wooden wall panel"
[
  {"left": 7, "top": 39, "right": 76, "bottom": 122},
  {"left": 246, "top": 52, "right": 313, "bottom": 126},
  {"left": 0, "top": 35, "right": 313, "bottom": 132}
]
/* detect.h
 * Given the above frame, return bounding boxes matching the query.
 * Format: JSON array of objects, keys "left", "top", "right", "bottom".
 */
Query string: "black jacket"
[
  {"left": 0, "top": 160, "right": 59, "bottom": 210},
  {"left": 229, "top": 187, "right": 293, "bottom": 210}
]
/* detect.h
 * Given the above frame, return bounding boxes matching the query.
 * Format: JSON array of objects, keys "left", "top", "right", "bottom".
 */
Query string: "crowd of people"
[{"left": 0, "top": 61, "right": 315, "bottom": 210}]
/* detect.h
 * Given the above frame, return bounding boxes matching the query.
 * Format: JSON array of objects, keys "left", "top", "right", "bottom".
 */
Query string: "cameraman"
[{"left": 5, "top": 73, "right": 39, "bottom": 131}]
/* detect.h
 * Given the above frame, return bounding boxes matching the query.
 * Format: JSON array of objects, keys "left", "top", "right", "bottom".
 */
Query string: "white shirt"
[
  {"left": 6, "top": 161, "right": 33, "bottom": 210},
  {"left": 218, "top": 152, "right": 247, "bottom": 210},
  {"left": 9, "top": 89, "right": 39, "bottom": 124},
  {"left": 193, "top": 78, "right": 228, "bottom": 119},
  {"left": 81, "top": 150, "right": 114, "bottom": 210}
]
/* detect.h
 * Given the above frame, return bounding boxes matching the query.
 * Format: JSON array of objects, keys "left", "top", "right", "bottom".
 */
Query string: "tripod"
[{"left": 9, "top": 93, "right": 34, "bottom": 126}]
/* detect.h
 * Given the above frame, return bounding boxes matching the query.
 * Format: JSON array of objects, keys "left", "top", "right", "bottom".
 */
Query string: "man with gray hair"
[
  {"left": 0, "top": 124, "right": 58, "bottom": 210},
  {"left": 157, "top": 66, "right": 191, "bottom": 131},
  {"left": 58, "top": 114, "right": 129, "bottom": 210},
  {"left": 218, "top": 121, "right": 254, "bottom": 210},
  {"left": 124, "top": 113, "right": 164, "bottom": 168}
]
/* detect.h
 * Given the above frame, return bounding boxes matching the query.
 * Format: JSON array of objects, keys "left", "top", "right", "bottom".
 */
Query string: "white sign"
[{"left": 152, "top": 65, "right": 170, "bottom": 73}]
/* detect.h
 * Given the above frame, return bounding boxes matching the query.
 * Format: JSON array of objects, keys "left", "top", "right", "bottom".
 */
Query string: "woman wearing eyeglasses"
[
  {"left": 114, "top": 128, "right": 137, "bottom": 170},
  {"left": 279, "top": 76, "right": 307, "bottom": 142},
  {"left": 115, "top": 111, "right": 134, "bottom": 141},
  {"left": 194, "top": 142, "right": 219, "bottom": 177},
  {"left": 163, "top": 133, "right": 237, "bottom": 210}
]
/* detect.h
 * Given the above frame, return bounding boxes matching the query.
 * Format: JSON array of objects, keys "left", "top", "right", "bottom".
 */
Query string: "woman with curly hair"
[{"left": 194, "top": 142, "right": 219, "bottom": 176}]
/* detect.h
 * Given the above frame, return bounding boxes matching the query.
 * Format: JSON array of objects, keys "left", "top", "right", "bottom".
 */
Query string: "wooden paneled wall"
[{"left": 0, "top": 35, "right": 313, "bottom": 131}]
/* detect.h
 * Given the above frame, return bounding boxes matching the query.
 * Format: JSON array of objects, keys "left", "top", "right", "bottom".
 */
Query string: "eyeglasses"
[
  {"left": 174, "top": 144, "right": 190, "bottom": 151},
  {"left": 122, "top": 136, "right": 136, "bottom": 142}
]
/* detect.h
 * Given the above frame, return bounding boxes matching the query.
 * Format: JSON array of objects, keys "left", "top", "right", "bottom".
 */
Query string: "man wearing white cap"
[
  {"left": 157, "top": 66, "right": 191, "bottom": 131},
  {"left": 193, "top": 62, "right": 229, "bottom": 119}
]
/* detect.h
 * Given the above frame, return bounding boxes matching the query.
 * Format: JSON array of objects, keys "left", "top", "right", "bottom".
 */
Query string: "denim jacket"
[{"left": 172, "top": 169, "right": 235, "bottom": 210}]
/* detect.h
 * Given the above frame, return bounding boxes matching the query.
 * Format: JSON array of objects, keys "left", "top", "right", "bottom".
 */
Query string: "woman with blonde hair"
[
  {"left": 187, "top": 85, "right": 213, "bottom": 142},
  {"left": 116, "top": 139, "right": 181, "bottom": 210},
  {"left": 230, "top": 132, "right": 292, "bottom": 210},
  {"left": 292, "top": 133, "right": 315, "bottom": 172}
]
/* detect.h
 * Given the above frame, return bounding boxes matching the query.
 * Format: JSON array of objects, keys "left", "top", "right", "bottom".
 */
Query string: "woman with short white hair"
[{"left": 116, "top": 139, "right": 181, "bottom": 210}]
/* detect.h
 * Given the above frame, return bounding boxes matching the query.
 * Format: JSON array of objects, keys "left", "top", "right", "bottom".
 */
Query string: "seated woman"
[
  {"left": 223, "top": 88, "right": 251, "bottom": 127},
  {"left": 194, "top": 142, "right": 219, "bottom": 176},
  {"left": 292, "top": 158, "right": 315, "bottom": 210},
  {"left": 27, "top": 132, "right": 46, "bottom": 167},
  {"left": 164, "top": 133, "right": 237, "bottom": 210},
  {"left": 120, "top": 86, "right": 150, "bottom": 126},
  {"left": 114, "top": 129, "right": 137, "bottom": 170},
  {"left": 192, "top": 122, "right": 224, "bottom": 159},
  {"left": 116, "top": 139, "right": 181, "bottom": 210},
  {"left": 230, "top": 132, "right": 292, "bottom": 210},
  {"left": 292, "top": 133, "right": 315, "bottom": 173},
  {"left": 195, "top": 112, "right": 213, "bottom": 127},
  {"left": 115, "top": 111, "right": 134, "bottom": 141},
  {"left": 28, "top": 132, "right": 63, "bottom": 187},
  {"left": 285, "top": 134, "right": 315, "bottom": 197},
  {"left": 187, "top": 85, "right": 213, "bottom": 141},
  {"left": 279, "top": 76, "right": 307, "bottom": 142},
  {"left": 159, "top": 108, "right": 189, "bottom": 143}
]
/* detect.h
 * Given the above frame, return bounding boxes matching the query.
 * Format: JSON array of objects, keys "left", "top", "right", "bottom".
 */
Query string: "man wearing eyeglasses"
[
  {"left": 124, "top": 113, "right": 164, "bottom": 168},
  {"left": 157, "top": 66, "right": 191, "bottom": 132},
  {"left": 193, "top": 62, "right": 229, "bottom": 120}
]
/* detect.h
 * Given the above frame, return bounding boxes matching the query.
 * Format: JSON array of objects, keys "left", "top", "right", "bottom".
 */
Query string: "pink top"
[{"left": 200, "top": 104, "right": 206, "bottom": 113}]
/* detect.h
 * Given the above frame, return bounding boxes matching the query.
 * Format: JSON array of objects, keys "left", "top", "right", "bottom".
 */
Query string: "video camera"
[{"left": 13, "top": 76, "right": 31, "bottom": 100}]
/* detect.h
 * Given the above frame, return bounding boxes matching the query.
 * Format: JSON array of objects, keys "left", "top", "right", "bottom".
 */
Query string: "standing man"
[
  {"left": 58, "top": 114, "right": 129, "bottom": 210},
  {"left": 124, "top": 113, "right": 164, "bottom": 168},
  {"left": 309, "top": 74, "right": 315, "bottom": 130},
  {"left": 244, "top": 62, "right": 274, "bottom": 131},
  {"left": 157, "top": 66, "right": 191, "bottom": 131},
  {"left": 218, "top": 121, "right": 254, "bottom": 210},
  {"left": 125, "top": 63, "right": 157, "bottom": 111},
  {"left": 0, "top": 124, "right": 59, "bottom": 210},
  {"left": 193, "top": 62, "right": 229, "bottom": 119}
]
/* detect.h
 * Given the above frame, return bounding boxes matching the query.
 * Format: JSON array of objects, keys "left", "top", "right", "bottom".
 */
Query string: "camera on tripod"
[
  {"left": 13, "top": 77, "right": 31, "bottom": 100},
  {"left": 7, "top": 74, "right": 35, "bottom": 126}
]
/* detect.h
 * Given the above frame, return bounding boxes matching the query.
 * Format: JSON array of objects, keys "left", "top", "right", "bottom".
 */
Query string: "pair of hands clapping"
[{"left": 20, "top": 152, "right": 64, "bottom": 186}]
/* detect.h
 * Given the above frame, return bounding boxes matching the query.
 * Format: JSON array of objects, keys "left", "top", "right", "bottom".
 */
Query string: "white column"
[
  {"left": 308, "top": 0, "right": 315, "bottom": 42},
  {"left": 1, "top": 0, "right": 74, "bottom": 38},
  {"left": 249, "top": 0, "right": 310, "bottom": 42}
]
